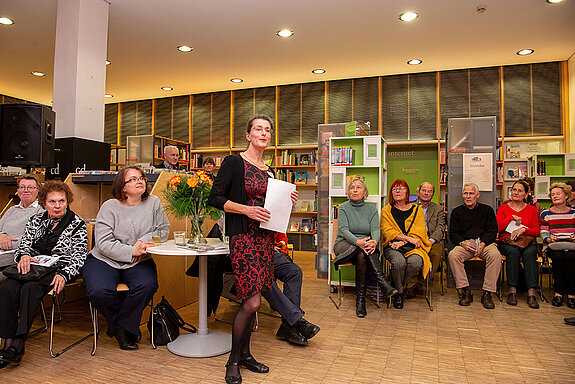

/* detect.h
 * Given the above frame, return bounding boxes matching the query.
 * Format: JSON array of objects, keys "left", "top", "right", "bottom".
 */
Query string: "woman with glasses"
[
  {"left": 0, "top": 174, "right": 44, "bottom": 272},
  {"left": 82, "top": 166, "right": 170, "bottom": 350},
  {"left": 0, "top": 180, "right": 87, "bottom": 369},
  {"left": 333, "top": 177, "right": 397, "bottom": 318},
  {"left": 209, "top": 115, "right": 297, "bottom": 384},
  {"left": 381, "top": 179, "right": 431, "bottom": 309}
]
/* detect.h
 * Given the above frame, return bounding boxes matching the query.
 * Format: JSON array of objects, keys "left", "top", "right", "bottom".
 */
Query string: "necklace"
[{"left": 241, "top": 152, "right": 268, "bottom": 170}]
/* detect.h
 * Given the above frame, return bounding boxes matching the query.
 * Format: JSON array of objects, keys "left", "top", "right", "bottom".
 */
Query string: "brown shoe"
[
  {"left": 506, "top": 293, "right": 517, "bottom": 306},
  {"left": 527, "top": 295, "right": 540, "bottom": 309},
  {"left": 481, "top": 290, "right": 495, "bottom": 309},
  {"left": 404, "top": 285, "right": 419, "bottom": 299},
  {"left": 458, "top": 287, "right": 473, "bottom": 306}
]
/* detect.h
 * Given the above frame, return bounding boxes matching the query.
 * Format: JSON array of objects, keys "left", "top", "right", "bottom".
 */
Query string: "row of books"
[
  {"left": 189, "top": 154, "right": 225, "bottom": 168},
  {"left": 277, "top": 170, "right": 311, "bottom": 184},
  {"left": 439, "top": 165, "right": 448, "bottom": 184},
  {"left": 288, "top": 218, "right": 317, "bottom": 233},
  {"left": 331, "top": 146, "right": 354, "bottom": 166},
  {"left": 278, "top": 150, "right": 317, "bottom": 166}
]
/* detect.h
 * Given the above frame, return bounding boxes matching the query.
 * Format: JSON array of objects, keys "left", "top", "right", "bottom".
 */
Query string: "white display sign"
[{"left": 463, "top": 153, "right": 493, "bottom": 191}]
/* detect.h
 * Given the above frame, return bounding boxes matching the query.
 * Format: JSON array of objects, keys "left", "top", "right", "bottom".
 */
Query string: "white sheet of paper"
[
  {"left": 260, "top": 178, "right": 296, "bottom": 233},
  {"left": 505, "top": 221, "right": 527, "bottom": 233}
]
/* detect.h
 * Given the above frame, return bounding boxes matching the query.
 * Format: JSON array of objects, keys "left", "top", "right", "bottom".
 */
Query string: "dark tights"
[
  {"left": 2, "top": 335, "right": 26, "bottom": 353},
  {"left": 226, "top": 292, "right": 261, "bottom": 377}
]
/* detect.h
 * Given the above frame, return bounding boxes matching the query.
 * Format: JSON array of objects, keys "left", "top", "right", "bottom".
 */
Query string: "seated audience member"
[
  {"left": 496, "top": 180, "right": 540, "bottom": 309},
  {"left": 519, "top": 176, "right": 542, "bottom": 215},
  {"left": 381, "top": 179, "right": 431, "bottom": 309},
  {"left": 155, "top": 145, "right": 181, "bottom": 170},
  {"left": 540, "top": 182, "right": 575, "bottom": 309},
  {"left": 0, "top": 175, "right": 44, "bottom": 272},
  {"left": 566, "top": 179, "right": 575, "bottom": 207},
  {"left": 333, "top": 177, "right": 397, "bottom": 318},
  {"left": 262, "top": 232, "right": 320, "bottom": 345},
  {"left": 83, "top": 166, "right": 170, "bottom": 350},
  {"left": 405, "top": 181, "right": 445, "bottom": 299},
  {"left": 448, "top": 183, "right": 502, "bottom": 309},
  {"left": 0, "top": 180, "right": 87, "bottom": 369},
  {"left": 203, "top": 157, "right": 216, "bottom": 181}
]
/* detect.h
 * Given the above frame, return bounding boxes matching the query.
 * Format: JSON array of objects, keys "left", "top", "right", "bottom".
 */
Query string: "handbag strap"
[{"left": 403, "top": 205, "right": 419, "bottom": 235}]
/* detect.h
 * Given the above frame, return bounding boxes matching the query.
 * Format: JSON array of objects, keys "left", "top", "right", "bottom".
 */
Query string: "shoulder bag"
[
  {"left": 147, "top": 296, "right": 197, "bottom": 345},
  {"left": 501, "top": 234, "right": 535, "bottom": 250},
  {"left": 3, "top": 263, "right": 60, "bottom": 281}
]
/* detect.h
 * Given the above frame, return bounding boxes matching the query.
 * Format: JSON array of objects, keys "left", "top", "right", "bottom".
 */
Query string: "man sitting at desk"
[
  {"left": 262, "top": 232, "right": 320, "bottom": 345},
  {"left": 0, "top": 175, "right": 44, "bottom": 275},
  {"left": 155, "top": 145, "right": 180, "bottom": 170}
]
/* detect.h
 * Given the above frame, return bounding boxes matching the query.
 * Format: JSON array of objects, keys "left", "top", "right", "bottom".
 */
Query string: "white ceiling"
[{"left": 1, "top": 0, "right": 574, "bottom": 105}]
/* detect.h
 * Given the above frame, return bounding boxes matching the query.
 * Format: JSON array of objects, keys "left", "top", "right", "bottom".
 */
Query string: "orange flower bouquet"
[{"left": 163, "top": 171, "right": 221, "bottom": 244}]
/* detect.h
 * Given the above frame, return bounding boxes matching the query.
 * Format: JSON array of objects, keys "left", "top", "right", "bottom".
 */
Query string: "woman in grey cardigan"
[
  {"left": 334, "top": 178, "right": 397, "bottom": 317},
  {"left": 83, "top": 166, "right": 170, "bottom": 351}
]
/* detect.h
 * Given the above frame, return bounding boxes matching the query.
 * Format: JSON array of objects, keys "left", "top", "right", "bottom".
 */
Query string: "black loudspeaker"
[{"left": 0, "top": 103, "right": 56, "bottom": 167}]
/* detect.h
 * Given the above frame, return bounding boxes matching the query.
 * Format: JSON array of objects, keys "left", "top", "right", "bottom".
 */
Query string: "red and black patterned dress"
[{"left": 229, "top": 159, "right": 275, "bottom": 299}]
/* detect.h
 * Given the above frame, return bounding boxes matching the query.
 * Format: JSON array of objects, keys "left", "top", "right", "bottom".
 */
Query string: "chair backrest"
[{"left": 332, "top": 219, "right": 338, "bottom": 255}]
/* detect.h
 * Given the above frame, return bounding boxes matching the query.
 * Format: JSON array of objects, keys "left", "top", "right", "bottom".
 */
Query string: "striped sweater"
[{"left": 539, "top": 207, "right": 575, "bottom": 243}]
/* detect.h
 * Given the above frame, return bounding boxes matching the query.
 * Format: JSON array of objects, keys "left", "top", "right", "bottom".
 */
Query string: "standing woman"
[
  {"left": 208, "top": 115, "right": 297, "bottom": 384},
  {"left": 496, "top": 180, "right": 540, "bottom": 308},
  {"left": 0, "top": 181, "right": 87, "bottom": 368},
  {"left": 83, "top": 166, "right": 170, "bottom": 350},
  {"left": 540, "top": 183, "right": 575, "bottom": 308},
  {"left": 381, "top": 179, "right": 431, "bottom": 309}
]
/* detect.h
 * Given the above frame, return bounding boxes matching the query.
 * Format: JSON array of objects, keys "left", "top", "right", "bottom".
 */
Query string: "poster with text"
[{"left": 463, "top": 153, "right": 493, "bottom": 191}]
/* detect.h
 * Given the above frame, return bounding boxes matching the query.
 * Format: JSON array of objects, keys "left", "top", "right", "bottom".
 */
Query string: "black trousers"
[
  {"left": 548, "top": 248, "right": 575, "bottom": 295},
  {"left": 0, "top": 272, "right": 56, "bottom": 339}
]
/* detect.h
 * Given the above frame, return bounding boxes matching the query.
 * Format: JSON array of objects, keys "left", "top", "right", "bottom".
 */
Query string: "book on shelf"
[
  {"left": 289, "top": 221, "right": 300, "bottom": 232},
  {"left": 301, "top": 218, "right": 313, "bottom": 233},
  {"left": 293, "top": 200, "right": 314, "bottom": 212},
  {"left": 294, "top": 171, "right": 307, "bottom": 184},
  {"left": 506, "top": 144, "right": 520, "bottom": 159},
  {"left": 331, "top": 146, "right": 354, "bottom": 166},
  {"left": 299, "top": 154, "right": 310, "bottom": 165}
]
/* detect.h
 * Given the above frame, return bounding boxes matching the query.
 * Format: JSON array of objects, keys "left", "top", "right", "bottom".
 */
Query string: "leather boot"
[
  {"left": 355, "top": 260, "right": 367, "bottom": 318},
  {"left": 365, "top": 251, "right": 398, "bottom": 299}
]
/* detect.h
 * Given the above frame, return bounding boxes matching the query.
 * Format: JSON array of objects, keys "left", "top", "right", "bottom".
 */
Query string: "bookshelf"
[
  {"left": 110, "top": 144, "right": 126, "bottom": 171},
  {"left": 126, "top": 135, "right": 190, "bottom": 170},
  {"left": 527, "top": 153, "right": 575, "bottom": 206},
  {"left": 328, "top": 135, "right": 387, "bottom": 286}
]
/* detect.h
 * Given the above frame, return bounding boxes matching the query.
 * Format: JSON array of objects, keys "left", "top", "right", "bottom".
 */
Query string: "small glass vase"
[{"left": 189, "top": 214, "right": 207, "bottom": 244}]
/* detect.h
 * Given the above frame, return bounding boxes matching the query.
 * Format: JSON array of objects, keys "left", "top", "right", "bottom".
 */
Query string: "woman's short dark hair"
[
  {"left": 203, "top": 157, "right": 216, "bottom": 166},
  {"left": 566, "top": 179, "right": 575, "bottom": 192},
  {"left": 389, "top": 179, "right": 410, "bottom": 206},
  {"left": 112, "top": 166, "right": 149, "bottom": 201},
  {"left": 512, "top": 180, "right": 530, "bottom": 196},
  {"left": 38, "top": 180, "right": 74, "bottom": 207},
  {"left": 246, "top": 114, "right": 274, "bottom": 133},
  {"left": 520, "top": 176, "right": 535, "bottom": 193}
]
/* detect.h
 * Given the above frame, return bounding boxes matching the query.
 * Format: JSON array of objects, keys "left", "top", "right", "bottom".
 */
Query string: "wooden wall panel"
[
  {"left": 233, "top": 89, "right": 254, "bottom": 147},
  {"left": 328, "top": 79, "right": 352, "bottom": 124},
  {"left": 470, "top": 67, "right": 501, "bottom": 134},
  {"left": 173, "top": 95, "right": 190, "bottom": 142},
  {"left": 136, "top": 100, "right": 152, "bottom": 135},
  {"left": 504, "top": 64, "right": 531, "bottom": 136},
  {"left": 353, "top": 77, "right": 379, "bottom": 133},
  {"left": 278, "top": 84, "right": 301, "bottom": 145},
  {"left": 532, "top": 62, "right": 562, "bottom": 136},
  {"left": 119, "top": 101, "right": 137, "bottom": 146},
  {"left": 382, "top": 75, "right": 408, "bottom": 140},
  {"left": 104, "top": 104, "right": 118, "bottom": 144},
  {"left": 409, "top": 72, "right": 437, "bottom": 140},
  {"left": 302, "top": 82, "right": 325, "bottom": 144},
  {"left": 192, "top": 93, "right": 211, "bottom": 148},
  {"left": 439, "top": 69, "right": 469, "bottom": 138},
  {"left": 211, "top": 92, "right": 231, "bottom": 147},
  {"left": 154, "top": 97, "right": 172, "bottom": 138}
]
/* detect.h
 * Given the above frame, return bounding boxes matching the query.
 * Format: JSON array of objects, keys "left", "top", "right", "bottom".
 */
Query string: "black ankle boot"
[{"left": 365, "top": 251, "right": 398, "bottom": 298}]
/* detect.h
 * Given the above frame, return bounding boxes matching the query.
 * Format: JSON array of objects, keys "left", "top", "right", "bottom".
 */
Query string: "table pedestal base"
[{"left": 167, "top": 331, "right": 231, "bottom": 357}]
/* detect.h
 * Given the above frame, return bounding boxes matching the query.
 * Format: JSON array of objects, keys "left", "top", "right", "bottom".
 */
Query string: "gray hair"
[
  {"left": 347, "top": 178, "right": 369, "bottom": 198},
  {"left": 417, "top": 181, "right": 435, "bottom": 194},
  {"left": 163, "top": 145, "right": 179, "bottom": 155},
  {"left": 462, "top": 182, "right": 479, "bottom": 193}
]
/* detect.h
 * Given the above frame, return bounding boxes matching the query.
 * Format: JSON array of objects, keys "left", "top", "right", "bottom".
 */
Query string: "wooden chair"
[{"left": 90, "top": 283, "right": 156, "bottom": 355}]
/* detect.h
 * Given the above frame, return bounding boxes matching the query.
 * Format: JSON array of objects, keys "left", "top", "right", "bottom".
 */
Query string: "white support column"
[{"left": 52, "top": 0, "right": 109, "bottom": 141}]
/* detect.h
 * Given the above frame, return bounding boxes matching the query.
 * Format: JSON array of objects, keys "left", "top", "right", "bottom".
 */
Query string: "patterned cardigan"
[{"left": 14, "top": 210, "right": 88, "bottom": 282}]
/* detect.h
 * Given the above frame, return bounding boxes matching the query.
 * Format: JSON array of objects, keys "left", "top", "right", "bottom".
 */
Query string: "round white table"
[{"left": 147, "top": 239, "right": 232, "bottom": 357}]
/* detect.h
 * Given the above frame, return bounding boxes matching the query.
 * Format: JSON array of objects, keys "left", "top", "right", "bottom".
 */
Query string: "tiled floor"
[{"left": 2, "top": 252, "right": 575, "bottom": 383}]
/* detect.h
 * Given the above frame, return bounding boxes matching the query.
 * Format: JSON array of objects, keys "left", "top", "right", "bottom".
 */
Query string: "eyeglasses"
[
  {"left": 124, "top": 176, "right": 147, "bottom": 184},
  {"left": 392, "top": 186, "right": 406, "bottom": 192},
  {"left": 252, "top": 127, "right": 272, "bottom": 134},
  {"left": 18, "top": 186, "right": 37, "bottom": 191}
]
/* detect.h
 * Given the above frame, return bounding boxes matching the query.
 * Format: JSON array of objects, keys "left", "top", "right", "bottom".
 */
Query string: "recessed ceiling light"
[
  {"left": 106, "top": 60, "right": 111, "bottom": 65},
  {"left": 276, "top": 29, "right": 294, "bottom": 38},
  {"left": 546, "top": 0, "right": 564, "bottom": 3},
  {"left": 161, "top": 87, "right": 173, "bottom": 91},
  {"left": 517, "top": 49, "right": 534, "bottom": 56},
  {"left": 312, "top": 69, "right": 326, "bottom": 74},
  {"left": 0, "top": 17, "right": 14, "bottom": 25},
  {"left": 230, "top": 78, "right": 243, "bottom": 83},
  {"left": 399, "top": 12, "right": 418, "bottom": 22},
  {"left": 177, "top": 45, "right": 193, "bottom": 52},
  {"left": 31, "top": 71, "right": 45, "bottom": 77},
  {"left": 105, "top": 94, "right": 113, "bottom": 98},
  {"left": 407, "top": 59, "right": 422, "bottom": 65}
]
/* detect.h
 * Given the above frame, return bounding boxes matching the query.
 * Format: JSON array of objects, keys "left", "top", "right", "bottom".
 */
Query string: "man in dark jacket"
[{"left": 448, "top": 183, "right": 502, "bottom": 309}]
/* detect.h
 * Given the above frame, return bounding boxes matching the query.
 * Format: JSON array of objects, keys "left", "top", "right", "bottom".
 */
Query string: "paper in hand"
[
  {"left": 505, "top": 221, "right": 527, "bottom": 234},
  {"left": 260, "top": 178, "right": 296, "bottom": 233}
]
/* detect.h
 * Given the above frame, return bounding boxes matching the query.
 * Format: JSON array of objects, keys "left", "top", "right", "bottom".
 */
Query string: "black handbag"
[
  {"left": 396, "top": 205, "right": 419, "bottom": 254},
  {"left": 2, "top": 264, "right": 58, "bottom": 281},
  {"left": 147, "top": 296, "right": 196, "bottom": 346}
]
